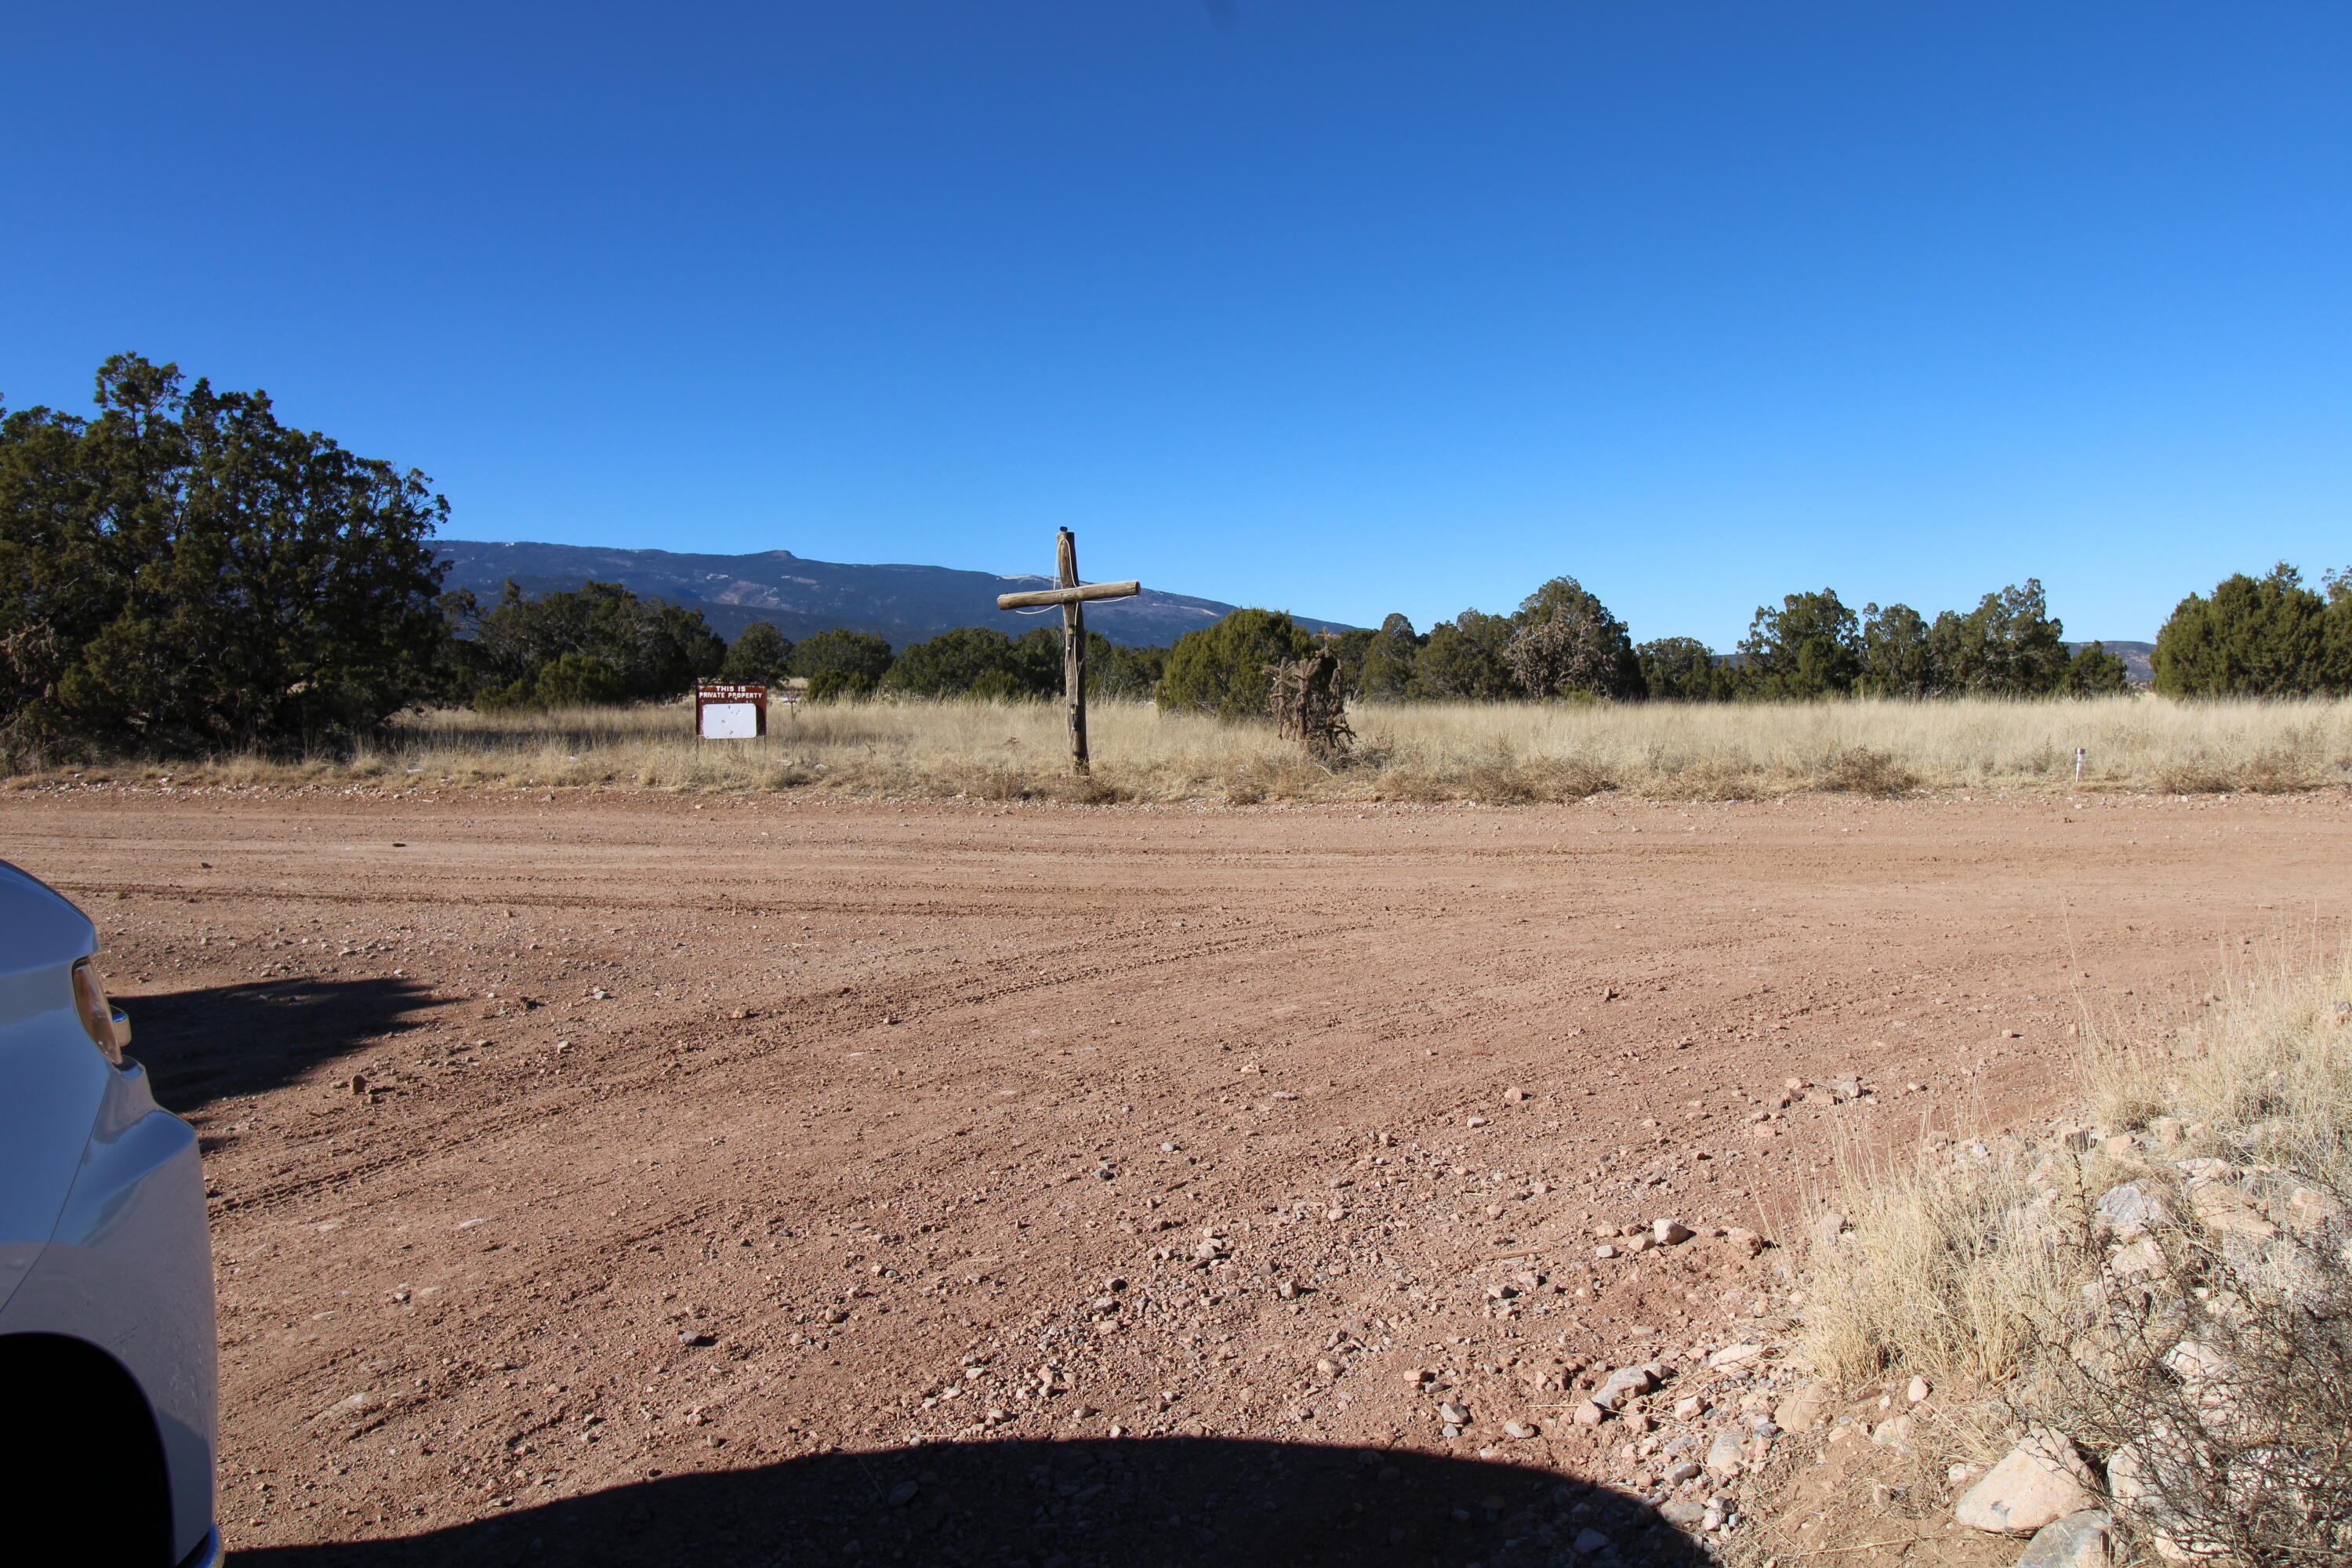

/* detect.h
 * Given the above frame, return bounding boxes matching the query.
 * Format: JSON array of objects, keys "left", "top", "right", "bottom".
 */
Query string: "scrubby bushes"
[
  {"left": 719, "top": 622, "right": 793, "bottom": 685},
  {"left": 1798, "top": 953, "right": 2352, "bottom": 1563},
  {"left": 1157, "top": 608, "right": 1316, "bottom": 718},
  {"left": 789, "top": 628, "right": 895, "bottom": 702},
  {"left": 456, "top": 579, "right": 724, "bottom": 710}
]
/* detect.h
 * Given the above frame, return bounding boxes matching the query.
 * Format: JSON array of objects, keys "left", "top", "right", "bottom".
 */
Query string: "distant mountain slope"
[{"left": 434, "top": 539, "right": 1355, "bottom": 649}]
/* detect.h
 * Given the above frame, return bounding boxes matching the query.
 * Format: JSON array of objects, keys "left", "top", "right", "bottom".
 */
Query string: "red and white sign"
[{"left": 695, "top": 684, "right": 768, "bottom": 739}]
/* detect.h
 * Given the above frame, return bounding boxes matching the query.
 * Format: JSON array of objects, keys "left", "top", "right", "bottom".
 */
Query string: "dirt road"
[{"left": 9, "top": 786, "right": 2345, "bottom": 1566}]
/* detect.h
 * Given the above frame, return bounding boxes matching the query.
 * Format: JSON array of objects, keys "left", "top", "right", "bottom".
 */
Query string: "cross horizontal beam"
[{"left": 994, "top": 579, "right": 1142, "bottom": 611}]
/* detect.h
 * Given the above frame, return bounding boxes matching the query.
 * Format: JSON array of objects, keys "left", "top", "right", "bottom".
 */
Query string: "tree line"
[
  {"left": 5, "top": 355, "right": 2347, "bottom": 757},
  {"left": 450, "top": 591, "right": 1167, "bottom": 710},
  {"left": 1153, "top": 576, "right": 2136, "bottom": 714}
]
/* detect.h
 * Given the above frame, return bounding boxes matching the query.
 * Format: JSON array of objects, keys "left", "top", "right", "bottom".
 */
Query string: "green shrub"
[
  {"left": 804, "top": 668, "right": 876, "bottom": 703},
  {"left": 1411, "top": 609, "right": 1519, "bottom": 700},
  {"left": 1157, "top": 609, "right": 1315, "bottom": 719},
  {"left": 1356, "top": 614, "right": 1424, "bottom": 703},
  {"left": 1635, "top": 637, "right": 1721, "bottom": 701},
  {"left": 720, "top": 622, "right": 793, "bottom": 685},
  {"left": 2154, "top": 563, "right": 2349, "bottom": 696},
  {"left": 791, "top": 628, "right": 895, "bottom": 695}
]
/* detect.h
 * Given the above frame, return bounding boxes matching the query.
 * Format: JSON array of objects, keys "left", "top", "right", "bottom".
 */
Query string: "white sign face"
[{"left": 699, "top": 702, "right": 760, "bottom": 739}]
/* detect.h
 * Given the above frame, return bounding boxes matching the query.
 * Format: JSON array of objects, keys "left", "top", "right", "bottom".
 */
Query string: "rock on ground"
[
  {"left": 1955, "top": 1433, "right": 2101, "bottom": 1537},
  {"left": 2015, "top": 1510, "right": 2113, "bottom": 1568}
]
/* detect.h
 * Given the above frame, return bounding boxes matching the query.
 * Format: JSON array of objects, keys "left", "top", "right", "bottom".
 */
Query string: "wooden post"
[
  {"left": 995, "top": 532, "right": 1141, "bottom": 778},
  {"left": 1057, "top": 528, "right": 1088, "bottom": 775}
]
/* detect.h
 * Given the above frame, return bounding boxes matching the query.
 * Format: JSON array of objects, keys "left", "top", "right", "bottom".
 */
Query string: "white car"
[{"left": 0, "top": 860, "right": 220, "bottom": 1566}]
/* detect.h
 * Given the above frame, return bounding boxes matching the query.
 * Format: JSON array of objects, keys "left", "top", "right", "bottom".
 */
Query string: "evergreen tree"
[
  {"left": 1356, "top": 614, "right": 1423, "bottom": 703},
  {"left": 2327, "top": 568, "right": 2352, "bottom": 692},
  {"left": 1737, "top": 589, "right": 1862, "bottom": 698},
  {"left": 0, "top": 354, "right": 448, "bottom": 752},
  {"left": 1326, "top": 626, "right": 1377, "bottom": 698},
  {"left": 1412, "top": 609, "right": 1519, "bottom": 699},
  {"left": 1504, "top": 576, "right": 1642, "bottom": 699},
  {"left": 1927, "top": 580, "right": 2067, "bottom": 694},
  {"left": 465, "top": 579, "right": 724, "bottom": 708},
  {"left": 1157, "top": 609, "right": 1315, "bottom": 718},
  {"left": 2153, "top": 564, "right": 2338, "bottom": 696},
  {"left": 878, "top": 625, "right": 1098, "bottom": 699},
  {"left": 1858, "top": 603, "right": 1934, "bottom": 696},
  {"left": 719, "top": 621, "right": 793, "bottom": 684},
  {"left": 884, "top": 626, "right": 1030, "bottom": 698},
  {"left": 2059, "top": 642, "right": 2131, "bottom": 695},
  {"left": 791, "top": 628, "right": 896, "bottom": 701},
  {"left": 1635, "top": 637, "right": 1721, "bottom": 701},
  {"left": 1011, "top": 626, "right": 1087, "bottom": 696},
  {"left": 1091, "top": 642, "right": 1167, "bottom": 700}
]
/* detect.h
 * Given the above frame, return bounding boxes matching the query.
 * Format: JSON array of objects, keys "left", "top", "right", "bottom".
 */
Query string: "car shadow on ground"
[
  {"left": 234, "top": 1436, "right": 1714, "bottom": 1568},
  {"left": 126, "top": 975, "right": 446, "bottom": 1114}
]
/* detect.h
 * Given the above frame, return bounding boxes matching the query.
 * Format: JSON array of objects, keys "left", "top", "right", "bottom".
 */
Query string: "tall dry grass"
[
  {"left": 22, "top": 693, "right": 2352, "bottom": 801},
  {"left": 1801, "top": 943, "right": 2352, "bottom": 1392}
]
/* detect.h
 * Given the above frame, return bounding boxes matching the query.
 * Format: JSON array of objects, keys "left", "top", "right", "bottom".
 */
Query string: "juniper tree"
[{"left": 0, "top": 354, "right": 448, "bottom": 753}]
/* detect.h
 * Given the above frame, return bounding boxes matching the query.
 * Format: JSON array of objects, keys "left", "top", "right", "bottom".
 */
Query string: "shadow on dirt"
[
  {"left": 127, "top": 975, "right": 446, "bottom": 1113},
  {"left": 234, "top": 1436, "right": 1714, "bottom": 1567}
]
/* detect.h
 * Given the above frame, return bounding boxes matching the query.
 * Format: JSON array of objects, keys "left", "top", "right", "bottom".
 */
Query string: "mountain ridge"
[{"left": 433, "top": 539, "right": 1355, "bottom": 649}]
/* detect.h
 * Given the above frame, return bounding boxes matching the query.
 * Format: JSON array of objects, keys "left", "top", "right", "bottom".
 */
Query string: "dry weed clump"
[
  {"left": 2022, "top": 1181, "right": 2352, "bottom": 1563},
  {"left": 1798, "top": 949, "right": 2352, "bottom": 1563},
  {"left": 1457, "top": 747, "right": 1617, "bottom": 804},
  {"left": 20, "top": 693, "right": 2352, "bottom": 803},
  {"left": 1814, "top": 746, "right": 1918, "bottom": 797},
  {"left": 1798, "top": 1141, "right": 2070, "bottom": 1389}
]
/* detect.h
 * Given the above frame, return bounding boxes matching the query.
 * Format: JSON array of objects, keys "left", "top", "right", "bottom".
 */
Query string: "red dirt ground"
[{"left": 9, "top": 786, "right": 2346, "bottom": 1567}]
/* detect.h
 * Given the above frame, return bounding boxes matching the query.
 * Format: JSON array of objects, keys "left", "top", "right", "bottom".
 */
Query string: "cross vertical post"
[
  {"left": 993, "top": 533, "right": 1142, "bottom": 779},
  {"left": 1057, "top": 528, "right": 1089, "bottom": 775}
]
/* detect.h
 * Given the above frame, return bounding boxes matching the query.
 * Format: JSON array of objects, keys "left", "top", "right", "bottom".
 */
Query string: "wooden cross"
[{"left": 995, "top": 528, "right": 1140, "bottom": 775}]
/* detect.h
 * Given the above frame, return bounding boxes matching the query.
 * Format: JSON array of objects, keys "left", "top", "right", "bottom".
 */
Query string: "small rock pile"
[{"left": 1751, "top": 1113, "right": 2352, "bottom": 1566}]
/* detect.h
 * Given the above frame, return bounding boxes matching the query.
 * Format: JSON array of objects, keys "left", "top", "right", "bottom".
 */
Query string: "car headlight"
[{"left": 70, "top": 956, "right": 130, "bottom": 1065}]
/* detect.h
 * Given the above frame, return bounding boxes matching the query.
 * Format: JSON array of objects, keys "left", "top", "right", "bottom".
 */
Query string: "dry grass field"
[{"left": 29, "top": 694, "right": 2352, "bottom": 802}]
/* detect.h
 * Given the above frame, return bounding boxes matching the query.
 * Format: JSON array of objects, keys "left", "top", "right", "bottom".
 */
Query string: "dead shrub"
[
  {"left": 1458, "top": 748, "right": 1615, "bottom": 804},
  {"left": 946, "top": 761, "right": 1036, "bottom": 801},
  {"left": 2157, "top": 762, "right": 2238, "bottom": 794},
  {"left": 1044, "top": 773, "right": 1130, "bottom": 805},
  {"left": 1530, "top": 756, "right": 1617, "bottom": 800},
  {"left": 1266, "top": 646, "right": 1354, "bottom": 763},
  {"left": 1815, "top": 746, "right": 1916, "bottom": 797},
  {"left": 1804, "top": 948, "right": 2352, "bottom": 1566},
  {"left": 1462, "top": 751, "right": 1538, "bottom": 804},
  {"left": 1374, "top": 770, "right": 1454, "bottom": 804},
  {"left": 2011, "top": 1194, "right": 2352, "bottom": 1564},
  {"left": 2236, "top": 747, "right": 2321, "bottom": 794},
  {"left": 1654, "top": 757, "right": 1776, "bottom": 801}
]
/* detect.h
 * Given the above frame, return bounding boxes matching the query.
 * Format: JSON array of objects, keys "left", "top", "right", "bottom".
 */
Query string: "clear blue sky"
[{"left": 6, "top": 3, "right": 2347, "bottom": 644}]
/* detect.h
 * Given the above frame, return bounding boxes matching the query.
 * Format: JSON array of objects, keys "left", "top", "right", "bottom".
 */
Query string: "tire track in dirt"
[{"left": 6, "top": 786, "right": 2347, "bottom": 1560}]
